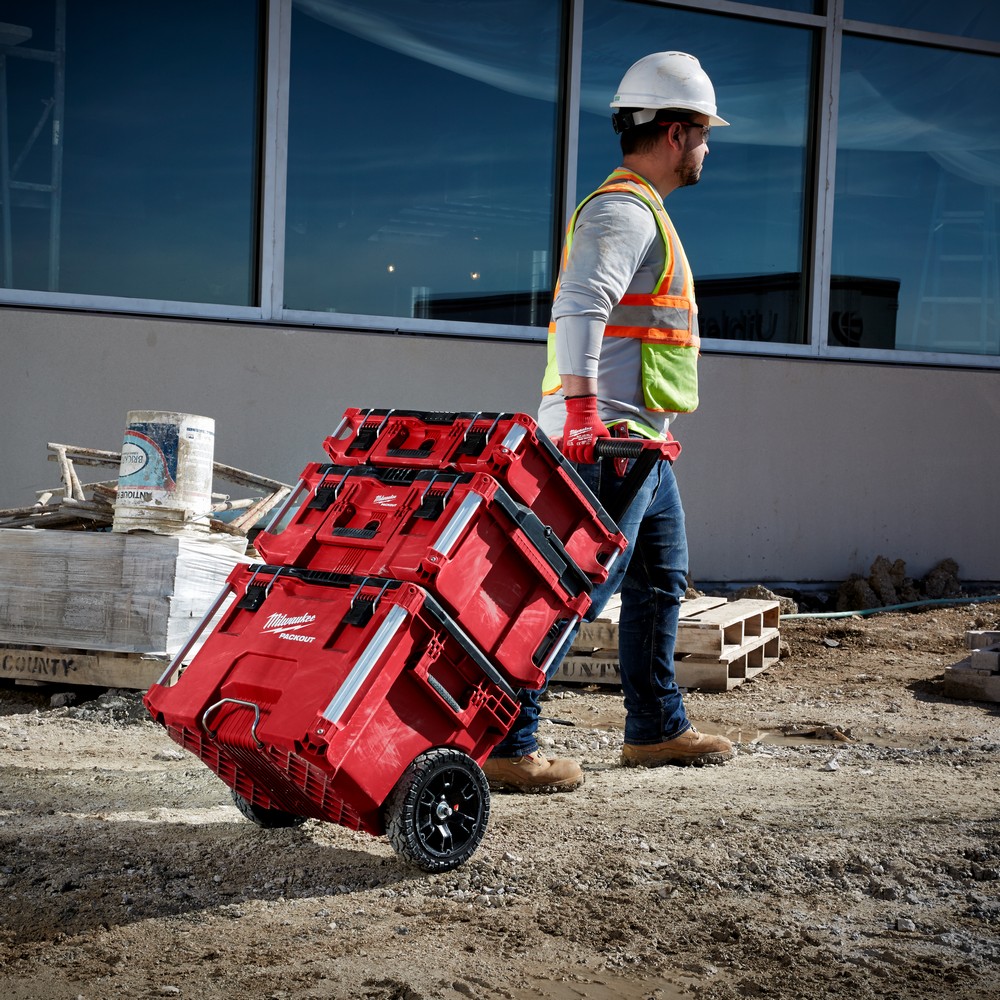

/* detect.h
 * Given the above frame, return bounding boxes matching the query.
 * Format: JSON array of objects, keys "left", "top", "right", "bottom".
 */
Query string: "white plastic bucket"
[{"left": 112, "top": 411, "right": 216, "bottom": 534}]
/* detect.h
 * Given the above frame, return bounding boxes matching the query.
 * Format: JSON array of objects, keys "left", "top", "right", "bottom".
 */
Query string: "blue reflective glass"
[
  {"left": 580, "top": 0, "right": 813, "bottom": 345},
  {"left": 831, "top": 37, "right": 1000, "bottom": 355},
  {"left": 0, "top": 0, "right": 263, "bottom": 303},
  {"left": 845, "top": 1, "right": 1000, "bottom": 42},
  {"left": 284, "top": 0, "right": 562, "bottom": 326},
  {"left": 722, "top": 0, "right": 816, "bottom": 11}
]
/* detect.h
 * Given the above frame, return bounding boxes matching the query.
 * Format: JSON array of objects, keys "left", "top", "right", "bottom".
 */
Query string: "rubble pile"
[{"left": 836, "top": 555, "right": 963, "bottom": 612}]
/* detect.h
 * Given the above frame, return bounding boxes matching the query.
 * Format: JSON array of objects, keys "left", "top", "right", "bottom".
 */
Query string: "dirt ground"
[{"left": 2, "top": 601, "right": 999, "bottom": 1000}]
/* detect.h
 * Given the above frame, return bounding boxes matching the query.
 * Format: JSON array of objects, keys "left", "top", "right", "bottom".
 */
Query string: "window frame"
[{"left": 0, "top": 0, "right": 998, "bottom": 368}]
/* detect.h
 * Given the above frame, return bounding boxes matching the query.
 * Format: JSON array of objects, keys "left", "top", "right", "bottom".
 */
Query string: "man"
[{"left": 483, "top": 51, "right": 735, "bottom": 793}]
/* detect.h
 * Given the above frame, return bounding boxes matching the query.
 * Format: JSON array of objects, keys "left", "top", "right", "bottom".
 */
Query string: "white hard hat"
[{"left": 610, "top": 51, "right": 729, "bottom": 129}]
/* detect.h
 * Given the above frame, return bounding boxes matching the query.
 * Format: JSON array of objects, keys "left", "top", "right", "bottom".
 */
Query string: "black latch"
[
  {"left": 413, "top": 490, "right": 447, "bottom": 520},
  {"left": 237, "top": 584, "right": 268, "bottom": 611},
  {"left": 532, "top": 618, "right": 570, "bottom": 666},
  {"left": 309, "top": 485, "right": 338, "bottom": 511},
  {"left": 453, "top": 430, "right": 488, "bottom": 458},
  {"left": 343, "top": 598, "right": 375, "bottom": 627},
  {"left": 349, "top": 423, "right": 381, "bottom": 452}
]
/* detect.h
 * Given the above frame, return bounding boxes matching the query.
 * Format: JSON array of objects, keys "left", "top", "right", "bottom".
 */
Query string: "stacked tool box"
[{"left": 144, "top": 410, "right": 626, "bottom": 871}]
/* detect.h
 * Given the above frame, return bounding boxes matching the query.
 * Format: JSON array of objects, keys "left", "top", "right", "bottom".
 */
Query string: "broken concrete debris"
[
  {"left": 836, "top": 555, "right": 963, "bottom": 612},
  {"left": 943, "top": 629, "right": 1000, "bottom": 704}
]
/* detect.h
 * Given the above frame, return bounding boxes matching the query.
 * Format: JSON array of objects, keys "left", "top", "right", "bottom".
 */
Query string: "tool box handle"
[
  {"left": 202, "top": 698, "right": 265, "bottom": 749},
  {"left": 590, "top": 438, "right": 677, "bottom": 525},
  {"left": 592, "top": 438, "right": 678, "bottom": 461}
]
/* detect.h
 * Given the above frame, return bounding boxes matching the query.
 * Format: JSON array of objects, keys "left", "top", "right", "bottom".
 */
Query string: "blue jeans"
[{"left": 492, "top": 453, "right": 692, "bottom": 756}]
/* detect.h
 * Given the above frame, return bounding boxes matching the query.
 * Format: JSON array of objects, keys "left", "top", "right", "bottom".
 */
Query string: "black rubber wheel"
[
  {"left": 384, "top": 748, "right": 490, "bottom": 872},
  {"left": 230, "top": 789, "right": 307, "bottom": 829}
]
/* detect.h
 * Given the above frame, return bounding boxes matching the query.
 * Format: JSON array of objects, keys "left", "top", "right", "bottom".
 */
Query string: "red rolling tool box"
[
  {"left": 254, "top": 464, "right": 592, "bottom": 687},
  {"left": 144, "top": 411, "right": 658, "bottom": 872},
  {"left": 322, "top": 409, "right": 628, "bottom": 581},
  {"left": 144, "top": 565, "right": 520, "bottom": 871}
]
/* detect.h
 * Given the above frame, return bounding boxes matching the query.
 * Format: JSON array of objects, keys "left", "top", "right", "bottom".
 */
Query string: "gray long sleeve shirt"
[{"left": 537, "top": 187, "right": 680, "bottom": 442}]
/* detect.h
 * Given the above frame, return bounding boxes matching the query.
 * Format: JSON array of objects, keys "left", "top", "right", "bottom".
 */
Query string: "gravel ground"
[{"left": 1, "top": 603, "right": 999, "bottom": 999}]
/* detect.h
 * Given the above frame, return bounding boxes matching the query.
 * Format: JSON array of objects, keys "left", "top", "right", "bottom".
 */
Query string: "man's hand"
[{"left": 560, "top": 395, "right": 610, "bottom": 464}]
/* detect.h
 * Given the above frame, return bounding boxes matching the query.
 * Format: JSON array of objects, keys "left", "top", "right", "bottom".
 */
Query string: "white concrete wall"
[{"left": 2, "top": 307, "right": 998, "bottom": 584}]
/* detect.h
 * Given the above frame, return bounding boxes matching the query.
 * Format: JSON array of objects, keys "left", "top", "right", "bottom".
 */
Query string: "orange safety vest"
[{"left": 542, "top": 168, "right": 700, "bottom": 415}]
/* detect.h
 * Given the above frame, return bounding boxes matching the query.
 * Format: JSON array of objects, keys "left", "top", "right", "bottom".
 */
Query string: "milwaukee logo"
[
  {"left": 262, "top": 612, "right": 317, "bottom": 634},
  {"left": 373, "top": 493, "right": 399, "bottom": 507}
]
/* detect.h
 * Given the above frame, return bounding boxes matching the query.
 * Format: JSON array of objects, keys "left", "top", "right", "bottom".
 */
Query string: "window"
[
  {"left": 283, "top": 0, "right": 564, "bottom": 327},
  {"left": 830, "top": 36, "right": 1000, "bottom": 355},
  {"left": 579, "top": 0, "right": 814, "bottom": 345},
  {"left": 845, "top": 0, "right": 1000, "bottom": 42},
  {"left": 0, "top": 0, "right": 263, "bottom": 304},
  {"left": 0, "top": 0, "right": 997, "bottom": 370}
]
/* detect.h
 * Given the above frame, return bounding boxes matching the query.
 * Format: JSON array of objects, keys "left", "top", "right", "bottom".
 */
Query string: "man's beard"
[{"left": 677, "top": 150, "right": 702, "bottom": 187}]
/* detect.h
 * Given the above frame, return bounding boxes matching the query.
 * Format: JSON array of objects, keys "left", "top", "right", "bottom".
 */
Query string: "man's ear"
[{"left": 662, "top": 122, "right": 685, "bottom": 150}]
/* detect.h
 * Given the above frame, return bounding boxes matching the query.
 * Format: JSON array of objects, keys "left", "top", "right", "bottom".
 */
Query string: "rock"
[
  {"left": 836, "top": 575, "right": 880, "bottom": 612},
  {"left": 869, "top": 555, "right": 900, "bottom": 606},
  {"left": 731, "top": 584, "right": 798, "bottom": 616},
  {"left": 923, "top": 558, "right": 962, "bottom": 599}
]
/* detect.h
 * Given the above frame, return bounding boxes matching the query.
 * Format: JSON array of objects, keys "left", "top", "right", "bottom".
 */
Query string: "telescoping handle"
[
  {"left": 590, "top": 437, "right": 677, "bottom": 525},
  {"left": 592, "top": 438, "right": 678, "bottom": 462}
]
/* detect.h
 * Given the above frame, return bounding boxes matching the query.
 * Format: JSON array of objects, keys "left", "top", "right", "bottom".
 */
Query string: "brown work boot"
[
  {"left": 621, "top": 728, "right": 735, "bottom": 768},
  {"left": 482, "top": 750, "right": 584, "bottom": 793}
]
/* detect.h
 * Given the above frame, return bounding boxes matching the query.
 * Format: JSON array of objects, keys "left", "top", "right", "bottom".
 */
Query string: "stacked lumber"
[
  {"left": 0, "top": 529, "right": 250, "bottom": 688},
  {"left": 942, "top": 630, "right": 1000, "bottom": 703},
  {"left": 553, "top": 594, "right": 781, "bottom": 691}
]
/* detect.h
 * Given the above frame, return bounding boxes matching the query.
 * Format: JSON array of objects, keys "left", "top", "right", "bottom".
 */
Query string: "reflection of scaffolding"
[
  {"left": 0, "top": 0, "right": 65, "bottom": 290},
  {"left": 911, "top": 170, "right": 999, "bottom": 354}
]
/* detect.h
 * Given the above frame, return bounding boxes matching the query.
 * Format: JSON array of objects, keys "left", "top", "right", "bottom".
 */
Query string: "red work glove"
[{"left": 560, "top": 395, "right": 610, "bottom": 464}]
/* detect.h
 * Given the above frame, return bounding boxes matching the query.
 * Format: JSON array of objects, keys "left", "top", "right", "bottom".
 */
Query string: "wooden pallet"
[
  {"left": 553, "top": 595, "right": 781, "bottom": 692},
  {"left": 0, "top": 644, "right": 166, "bottom": 689}
]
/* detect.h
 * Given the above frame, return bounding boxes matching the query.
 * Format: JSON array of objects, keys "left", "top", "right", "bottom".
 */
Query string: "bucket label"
[{"left": 118, "top": 422, "right": 179, "bottom": 493}]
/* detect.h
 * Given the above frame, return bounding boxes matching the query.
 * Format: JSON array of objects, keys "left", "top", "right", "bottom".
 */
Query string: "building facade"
[{"left": 1, "top": 0, "right": 998, "bottom": 585}]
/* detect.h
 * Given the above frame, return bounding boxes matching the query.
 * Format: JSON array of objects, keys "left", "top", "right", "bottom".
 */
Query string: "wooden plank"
[
  {"left": 678, "top": 601, "right": 752, "bottom": 650},
  {"left": 572, "top": 620, "right": 619, "bottom": 652},
  {"left": 550, "top": 651, "right": 623, "bottom": 686},
  {"left": 47, "top": 443, "right": 121, "bottom": 469},
  {"left": 573, "top": 595, "right": 735, "bottom": 653},
  {"left": 674, "top": 659, "right": 745, "bottom": 692},
  {"left": 678, "top": 596, "right": 730, "bottom": 618},
  {"left": 554, "top": 629, "right": 780, "bottom": 691},
  {"left": 0, "top": 645, "right": 165, "bottom": 689},
  {"left": 229, "top": 486, "right": 291, "bottom": 532},
  {"left": 0, "top": 502, "right": 63, "bottom": 518},
  {"left": 678, "top": 629, "right": 781, "bottom": 667},
  {"left": 46, "top": 443, "right": 292, "bottom": 493}
]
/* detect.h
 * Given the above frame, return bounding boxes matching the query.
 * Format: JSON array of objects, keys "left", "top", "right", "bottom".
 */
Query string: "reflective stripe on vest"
[{"left": 542, "top": 169, "right": 699, "bottom": 414}]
